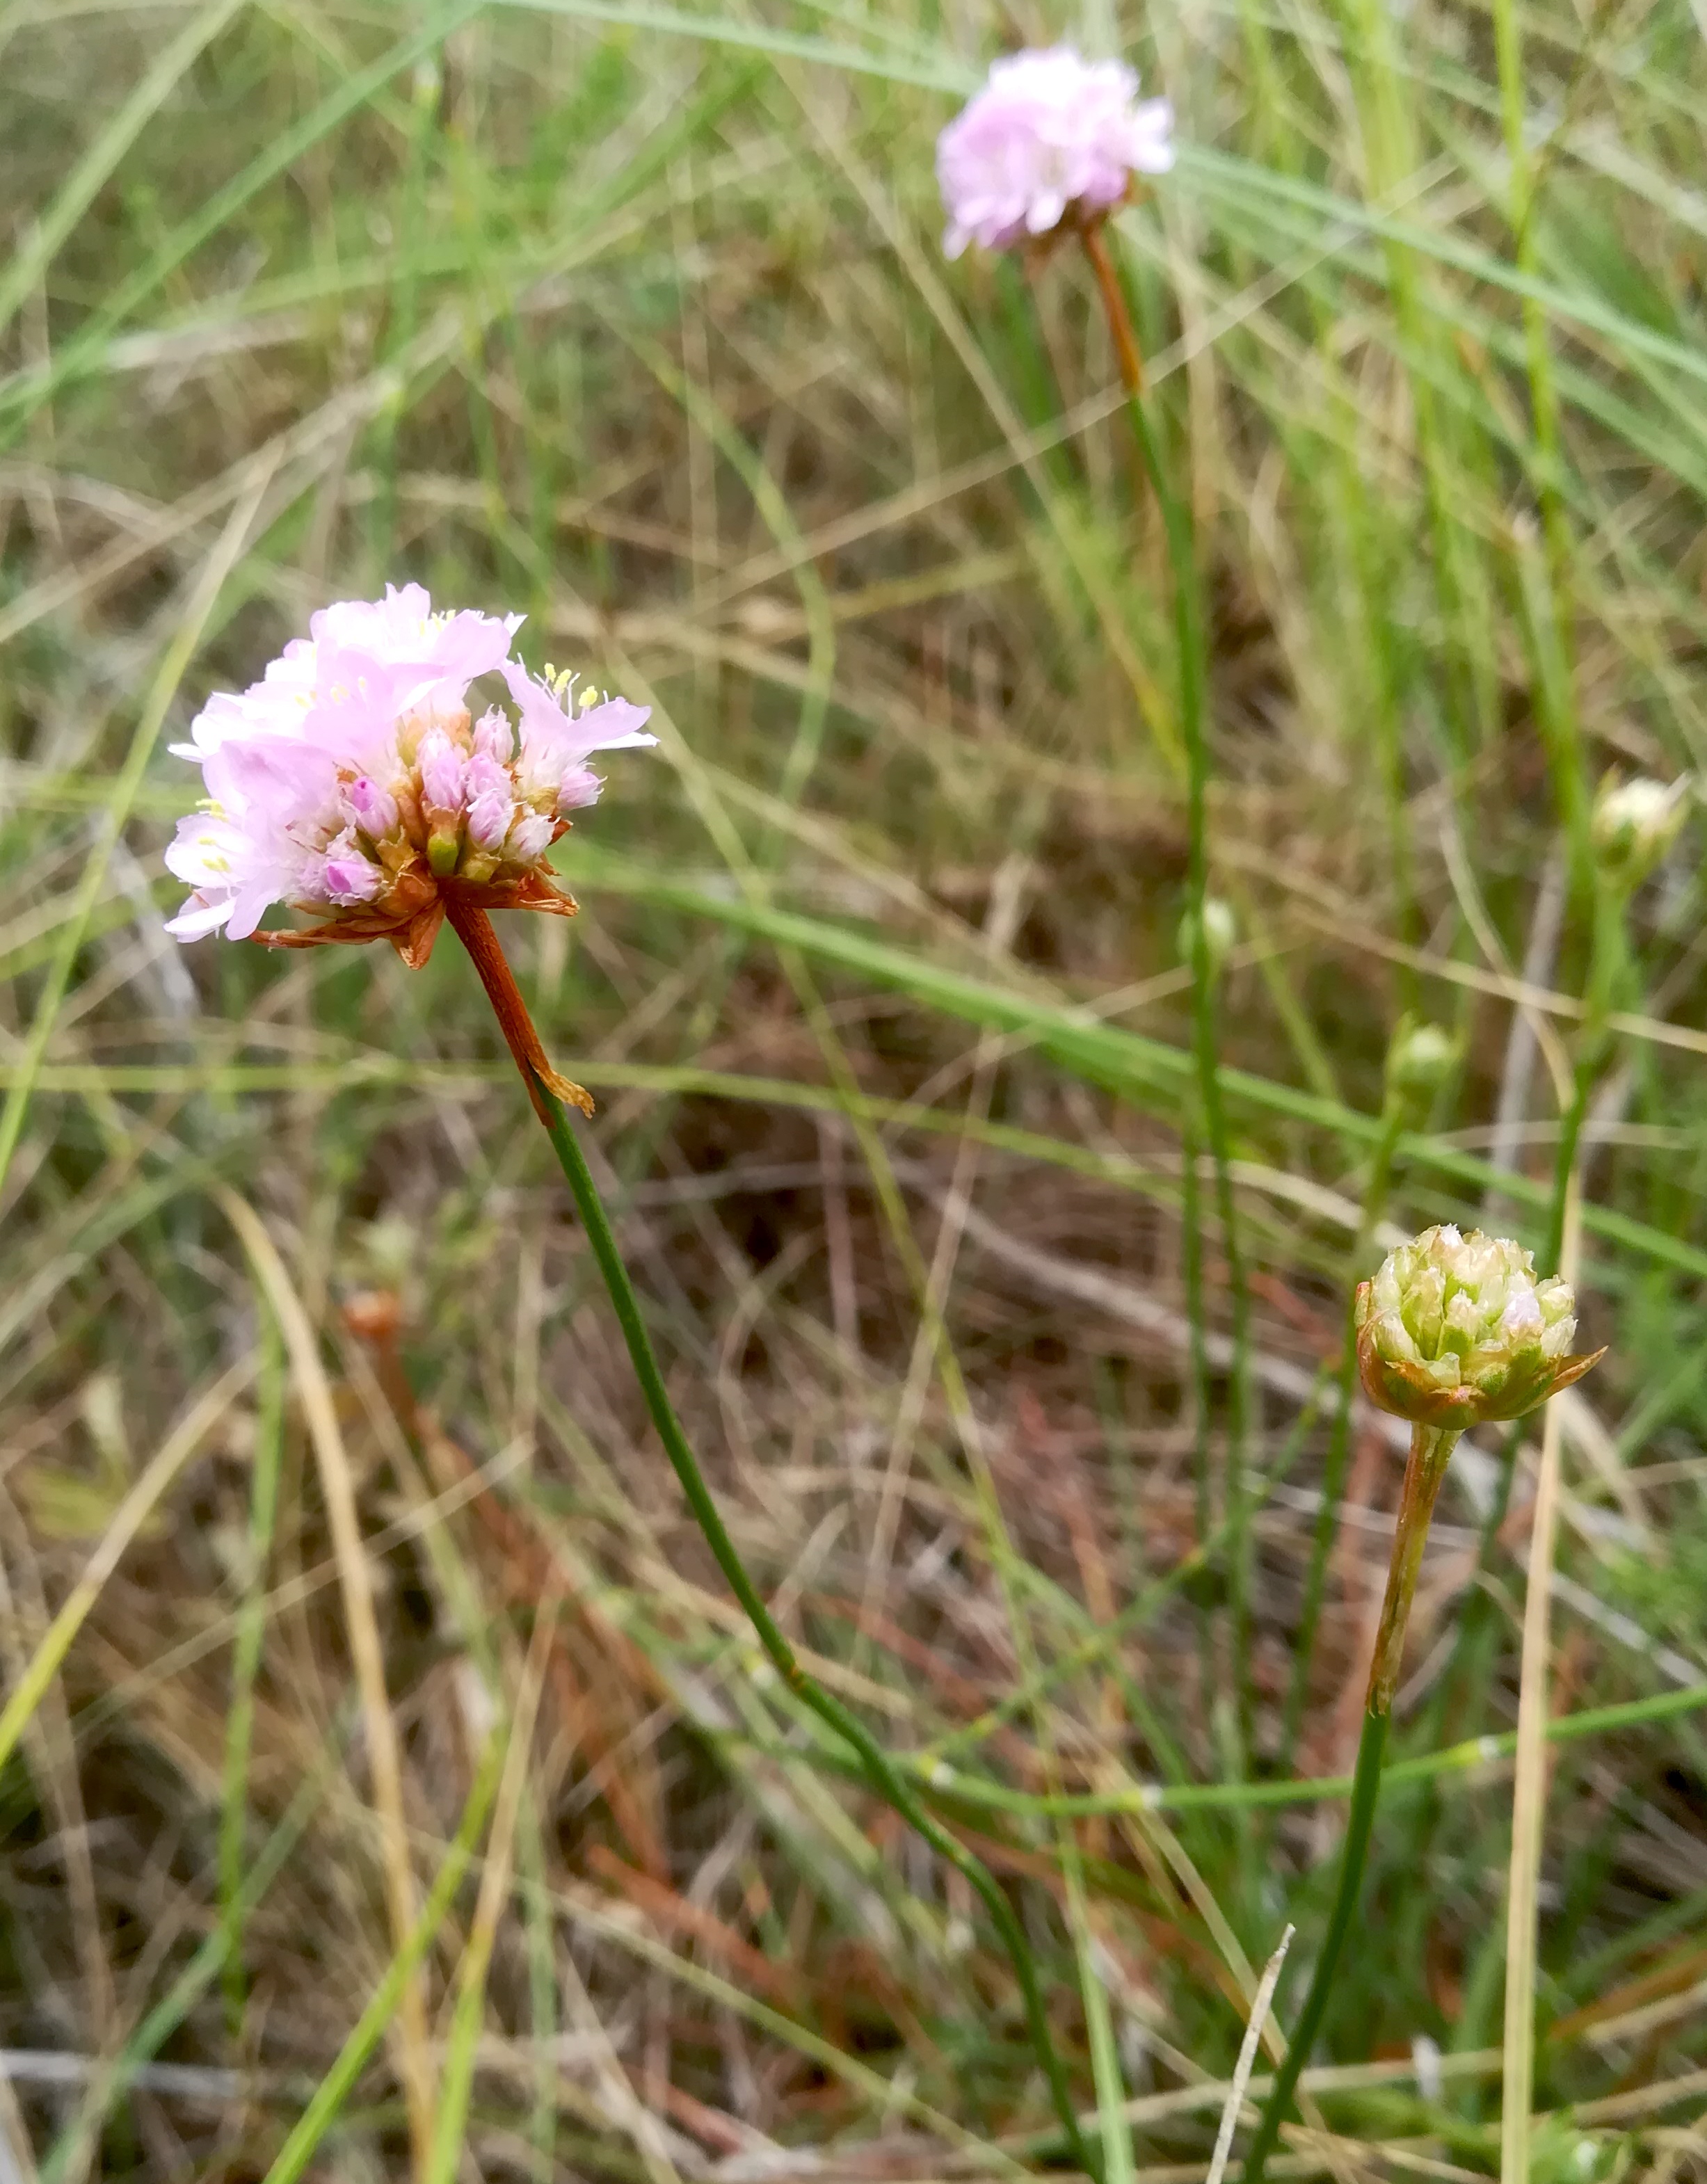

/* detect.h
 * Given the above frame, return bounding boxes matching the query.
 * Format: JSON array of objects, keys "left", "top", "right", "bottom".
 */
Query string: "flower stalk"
[
  {"left": 452, "top": 913, "right": 1097, "bottom": 2181},
  {"left": 442, "top": 894, "right": 592, "bottom": 1122}
]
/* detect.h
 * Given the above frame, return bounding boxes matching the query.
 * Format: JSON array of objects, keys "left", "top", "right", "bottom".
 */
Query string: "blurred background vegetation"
[{"left": 5, "top": 0, "right": 1707, "bottom": 2177}]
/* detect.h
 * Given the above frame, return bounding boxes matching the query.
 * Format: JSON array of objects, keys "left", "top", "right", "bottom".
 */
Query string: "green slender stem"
[
  {"left": 1081, "top": 220, "right": 1254, "bottom": 1758},
  {"left": 1182, "top": 1117, "right": 1212, "bottom": 1555},
  {"left": 536, "top": 1082, "right": 1094, "bottom": 2174},
  {"left": 1242, "top": 1422, "right": 1455, "bottom": 2184},
  {"left": 449, "top": 905, "right": 1095, "bottom": 2177},
  {"left": 1238, "top": 1705, "right": 1389, "bottom": 2184}
]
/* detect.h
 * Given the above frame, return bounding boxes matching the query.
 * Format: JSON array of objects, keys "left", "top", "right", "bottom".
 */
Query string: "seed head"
[{"left": 1354, "top": 1224, "right": 1603, "bottom": 1427}]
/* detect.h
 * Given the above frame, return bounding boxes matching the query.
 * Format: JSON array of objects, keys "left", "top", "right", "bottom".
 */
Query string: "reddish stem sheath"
[
  {"left": 442, "top": 892, "right": 592, "bottom": 1121},
  {"left": 1080, "top": 218, "right": 1146, "bottom": 396}
]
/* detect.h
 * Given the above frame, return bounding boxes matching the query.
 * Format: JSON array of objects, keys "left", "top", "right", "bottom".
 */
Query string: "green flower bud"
[
  {"left": 1178, "top": 895, "right": 1236, "bottom": 983},
  {"left": 1384, "top": 1015, "right": 1457, "bottom": 1118},
  {"left": 1591, "top": 773, "right": 1690, "bottom": 892},
  {"left": 1354, "top": 1223, "right": 1603, "bottom": 1427}
]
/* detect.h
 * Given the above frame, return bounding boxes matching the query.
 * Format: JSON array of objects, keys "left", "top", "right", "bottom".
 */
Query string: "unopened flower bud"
[
  {"left": 1354, "top": 1224, "right": 1603, "bottom": 1427},
  {"left": 344, "top": 775, "right": 399, "bottom": 840},
  {"left": 508, "top": 811, "right": 555, "bottom": 862},
  {"left": 555, "top": 766, "right": 602, "bottom": 816},
  {"left": 473, "top": 707, "right": 515, "bottom": 764},
  {"left": 418, "top": 726, "right": 468, "bottom": 816},
  {"left": 1592, "top": 773, "right": 1690, "bottom": 891},
  {"left": 322, "top": 830, "right": 384, "bottom": 906},
  {"left": 1178, "top": 896, "right": 1236, "bottom": 983},
  {"left": 1385, "top": 1016, "right": 1457, "bottom": 1118},
  {"left": 467, "top": 786, "right": 515, "bottom": 853}
]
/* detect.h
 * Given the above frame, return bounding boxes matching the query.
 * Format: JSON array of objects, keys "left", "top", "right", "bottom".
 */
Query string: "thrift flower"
[
  {"left": 937, "top": 47, "right": 1173, "bottom": 259},
  {"left": 165, "top": 586, "right": 654, "bottom": 967},
  {"left": 1354, "top": 1224, "right": 1602, "bottom": 1429}
]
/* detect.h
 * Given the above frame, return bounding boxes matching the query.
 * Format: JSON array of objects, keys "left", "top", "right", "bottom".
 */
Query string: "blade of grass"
[
  {"left": 1208, "top": 1925, "right": 1295, "bottom": 2184},
  {"left": 570, "top": 858, "right": 1707, "bottom": 1281},
  {"left": 723, "top": 1664, "right": 1707, "bottom": 1819}
]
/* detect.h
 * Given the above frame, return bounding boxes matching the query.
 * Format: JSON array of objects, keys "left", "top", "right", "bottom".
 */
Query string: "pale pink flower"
[
  {"left": 165, "top": 588, "right": 654, "bottom": 964},
  {"left": 498, "top": 660, "right": 655, "bottom": 819},
  {"left": 936, "top": 47, "right": 1173, "bottom": 259},
  {"left": 171, "top": 583, "right": 522, "bottom": 767}
]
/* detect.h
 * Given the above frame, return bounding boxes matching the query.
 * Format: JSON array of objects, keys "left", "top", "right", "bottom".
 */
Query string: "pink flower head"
[
  {"left": 936, "top": 47, "right": 1173, "bottom": 258},
  {"left": 164, "top": 591, "right": 652, "bottom": 965}
]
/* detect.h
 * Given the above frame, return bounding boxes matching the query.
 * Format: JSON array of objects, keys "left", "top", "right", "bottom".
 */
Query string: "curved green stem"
[
  {"left": 1242, "top": 1422, "right": 1456, "bottom": 2184},
  {"left": 540, "top": 1087, "right": 1093, "bottom": 2172},
  {"left": 1239, "top": 1705, "right": 1388, "bottom": 2184},
  {"left": 450, "top": 906, "right": 1094, "bottom": 2178}
]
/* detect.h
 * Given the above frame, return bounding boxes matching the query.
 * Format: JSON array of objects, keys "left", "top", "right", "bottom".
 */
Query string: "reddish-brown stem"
[
  {"left": 1366, "top": 1421, "right": 1459, "bottom": 1715},
  {"left": 1080, "top": 218, "right": 1146, "bottom": 397},
  {"left": 442, "top": 892, "right": 593, "bottom": 1120}
]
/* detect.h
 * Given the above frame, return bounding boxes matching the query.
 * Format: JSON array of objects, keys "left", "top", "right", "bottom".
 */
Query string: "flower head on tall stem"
[
  {"left": 936, "top": 47, "right": 1173, "bottom": 261},
  {"left": 163, "top": 585, "right": 654, "bottom": 970},
  {"left": 1240, "top": 1234, "right": 1603, "bottom": 2184}
]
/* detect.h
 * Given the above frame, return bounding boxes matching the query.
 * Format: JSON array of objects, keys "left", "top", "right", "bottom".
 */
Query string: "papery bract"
[
  {"left": 936, "top": 47, "right": 1173, "bottom": 259},
  {"left": 165, "top": 585, "right": 655, "bottom": 964}
]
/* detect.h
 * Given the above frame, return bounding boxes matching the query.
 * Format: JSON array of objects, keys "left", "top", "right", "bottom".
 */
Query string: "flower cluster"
[
  {"left": 1355, "top": 1224, "right": 1601, "bottom": 1427},
  {"left": 936, "top": 47, "right": 1173, "bottom": 259},
  {"left": 165, "top": 586, "right": 654, "bottom": 967}
]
